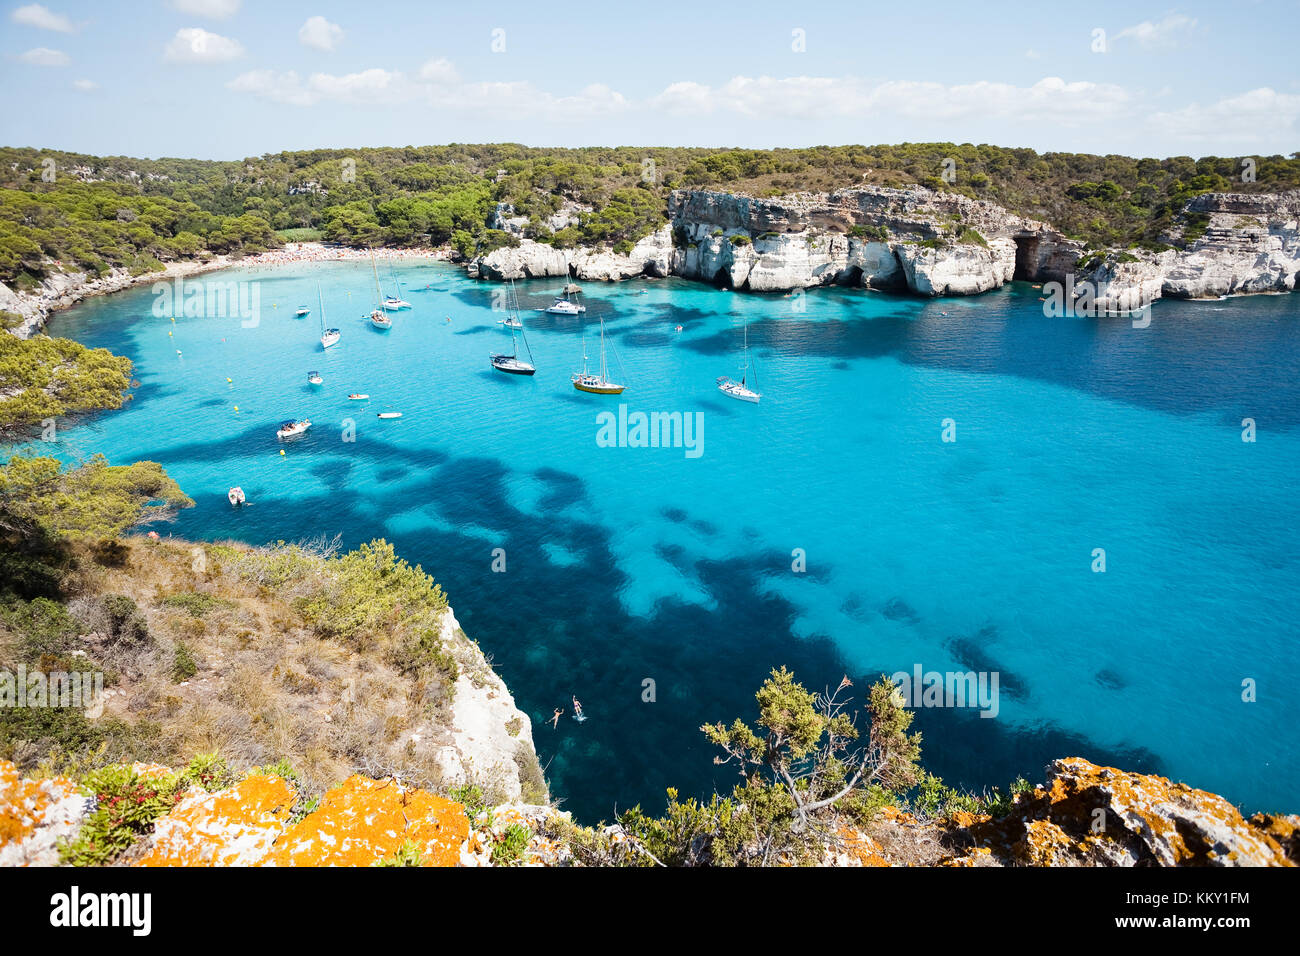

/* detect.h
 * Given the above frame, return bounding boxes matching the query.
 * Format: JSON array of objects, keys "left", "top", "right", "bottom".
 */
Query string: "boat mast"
[
  {"left": 317, "top": 282, "right": 326, "bottom": 331},
  {"left": 370, "top": 251, "right": 383, "bottom": 309},
  {"left": 599, "top": 319, "right": 608, "bottom": 382}
]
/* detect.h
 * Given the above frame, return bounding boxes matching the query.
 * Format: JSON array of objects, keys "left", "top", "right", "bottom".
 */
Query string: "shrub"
[
  {"left": 728, "top": 234, "right": 751, "bottom": 246},
  {"left": 373, "top": 840, "right": 424, "bottom": 866},
  {"left": 101, "top": 594, "right": 150, "bottom": 646},
  {"left": 58, "top": 765, "right": 185, "bottom": 866},
  {"left": 159, "top": 592, "right": 229, "bottom": 617},
  {"left": 491, "top": 824, "right": 532, "bottom": 866},
  {"left": 172, "top": 640, "right": 197, "bottom": 682}
]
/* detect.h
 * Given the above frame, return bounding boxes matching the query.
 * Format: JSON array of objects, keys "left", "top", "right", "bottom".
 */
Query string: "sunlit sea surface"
[{"left": 38, "top": 259, "right": 1300, "bottom": 821}]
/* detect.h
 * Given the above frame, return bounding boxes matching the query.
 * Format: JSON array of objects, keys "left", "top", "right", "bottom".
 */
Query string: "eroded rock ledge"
[{"left": 469, "top": 186, "right": 1300, "bottom": 309}]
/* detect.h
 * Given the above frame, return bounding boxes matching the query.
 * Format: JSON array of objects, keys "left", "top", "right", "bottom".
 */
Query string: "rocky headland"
[{"left": 469, "top": 185, "right": 1300, "bottom": 312}]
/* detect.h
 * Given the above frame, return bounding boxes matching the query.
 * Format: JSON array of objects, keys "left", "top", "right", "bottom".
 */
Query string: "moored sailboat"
[
  {"left": 368, "top": 253, "right": 392, "bottom": 328},
  {"left": 717, "top": 323, "right": 761, "bottom": 403},
  {"left": 318, "top": 284, "right": 340, "bottom": 349},
  {"left": 492, "top": 279, "right": 536, "bottom": 375},
  {"left": 572, "top": 318, "right": 624, "bottom": 394}
]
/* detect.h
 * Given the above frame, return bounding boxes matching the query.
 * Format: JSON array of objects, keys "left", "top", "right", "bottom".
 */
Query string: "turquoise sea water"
[{"left": 37, "top": 259, "right": 1300, "bottom": 822}]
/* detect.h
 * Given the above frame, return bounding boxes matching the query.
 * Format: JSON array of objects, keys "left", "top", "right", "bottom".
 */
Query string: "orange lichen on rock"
[
  {"left": 949, "top": 758, "right": 1296, "bottom": 867},
  {"left": 0, "top": 759, "right": 88, "bottom": 867},
  {"left": 136, "top": 774, "right": 298, "bottom": 867},
  {"left": 832, "top": 826, "right": 892, "bottom": 867},
  {"left": 263, "top": 775, "right": 468, "bottom": 867}
]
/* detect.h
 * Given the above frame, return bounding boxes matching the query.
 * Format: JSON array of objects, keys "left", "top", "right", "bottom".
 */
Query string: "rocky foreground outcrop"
[
  {"left": 470, "top": 185, "right": 1300, "bottom": 309},
  {"left": 842, "top": 758, "right": 1297, "bottom": 867},
  {"left": 3, "top": 756, "right": 1293, "bottom": 867}
]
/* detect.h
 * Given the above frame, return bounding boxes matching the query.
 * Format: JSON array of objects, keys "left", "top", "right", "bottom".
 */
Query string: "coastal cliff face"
[
  {"left": 469, "top": 185, "right": 1300, "bottom": 308},
  {"left": 472, "top": 185, "right": 1084, "bottom": 296},
  {"left": 1078, "top": 191, "right": 1300, "bottom": 309},
  {"left": 4, "top": 756, "right": 1293, "bottom": 867}
]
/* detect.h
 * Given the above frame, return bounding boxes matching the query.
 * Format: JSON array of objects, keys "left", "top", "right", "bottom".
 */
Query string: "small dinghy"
[
  {"left": 295, "top": 306, "right": 310, "bottom": 317},
  {"left": 276, "top": 419, "right": 311, "bottom": 439},
  {"left": 377, "top": 411, "right": 403, "bottom": 419},
  {"left": 307, "top": 371, "right": 323, "bottom": 385},
  {"left": 348, "top": 393, "right": 370, "bottom": 400},
  {"left": 227, "top": 486, "right": 246, "bottom": 507}
]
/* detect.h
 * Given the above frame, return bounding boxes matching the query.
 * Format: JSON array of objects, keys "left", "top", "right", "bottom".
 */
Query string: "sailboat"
[
  {"left": 383, "top": 257, "right": 411, "bottom": 309},
  {"left": 546, "top": 283, "right": 587, "bottom": 315},
  {"left": 491, "top": 279, "right": 536, "bottom": 375},
  {"left": 368, "top": 252, "right": 392, "bottom": 329},
  {"left": 717, "top": 323, "right": 761, "bottom": 403},
  {"left": 318, "top": 283, "right": 340, "bottom": 349},
  {"left": 572, "top": 318, "right": 624, "bottom": 394}
]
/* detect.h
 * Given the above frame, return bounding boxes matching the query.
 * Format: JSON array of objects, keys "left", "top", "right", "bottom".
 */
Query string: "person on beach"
[{"left": 551, "top": 707, "right": 563, "bottom": 729}]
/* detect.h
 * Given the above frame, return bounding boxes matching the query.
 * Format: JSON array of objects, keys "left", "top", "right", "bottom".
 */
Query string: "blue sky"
[{"left": 2, "top": 0, "right": 1298, "bottom": 159}]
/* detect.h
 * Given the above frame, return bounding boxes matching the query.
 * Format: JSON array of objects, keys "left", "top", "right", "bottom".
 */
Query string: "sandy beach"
[{"left": 2, "top": 242, "right": 456, "bottom": 338}]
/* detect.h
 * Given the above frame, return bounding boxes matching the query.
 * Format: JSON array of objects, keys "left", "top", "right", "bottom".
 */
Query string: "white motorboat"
[
  {"left": 545, "top": 283, "right": 586, "bottom": 315},
  {"left": 276, "top": 419, "right": 311, "bottom": 439},
  {"left": 227, "top": 486, "right": 246, "bottom": 506}
]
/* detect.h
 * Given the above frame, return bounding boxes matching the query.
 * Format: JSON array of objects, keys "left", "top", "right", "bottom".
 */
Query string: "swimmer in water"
[{"left": 551, "top": 707, "right": 563, "bottom": 729}]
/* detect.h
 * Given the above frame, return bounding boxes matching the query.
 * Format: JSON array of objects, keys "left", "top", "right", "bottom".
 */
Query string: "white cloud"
[
  {"left": 1148, "top": 87, "right": 1300, "bottom": 147},
  {"left": 648, "top": 74, "right": 1129, "bottom": 125},
  {"left": 228, "top": 68, "right": 414, "bottom": 107},
  {"left": 417, "top": 57, "right": 459, "bottom": 86},
  {"left": 164, "top": 27, "right": 244, "bottom": 64},
  {"left": 229, "top": 59, "right": 626, "bottom": 121},
  {"left": 11, "top": 4, "right": 73, "bottom": 32},
  {"left": 298, "top": 16, "right": 343, "bottom": 52},
  {"left": 18, "top": 46, "right": 69, "bottom": 66},
  {"left": 169, "top": 0, "right": 241, "bottom": 18},
  {"left": 72, "top": 78, "right": 97, "bottom": 91},
  {"left": 1115, "top": 13, "right": 1197, "bottom": 48}
]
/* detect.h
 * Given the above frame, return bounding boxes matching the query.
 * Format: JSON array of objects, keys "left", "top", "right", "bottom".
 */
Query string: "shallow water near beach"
[{"left": 39, "top": 259, "right": 1300, "bottom": 822}]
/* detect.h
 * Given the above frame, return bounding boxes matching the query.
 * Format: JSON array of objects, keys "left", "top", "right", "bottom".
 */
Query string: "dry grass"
[{"left": 28, "top": 537, "right": 482, "bottom": 799}]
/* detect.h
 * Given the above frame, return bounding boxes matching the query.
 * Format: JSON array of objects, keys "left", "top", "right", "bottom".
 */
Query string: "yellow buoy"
[
  {"left": 234, "top": 405, "right": 239, "bottom": 412},
  {"left": 280, "top": 450, "right": 285, "bottom": 456},
  {"left": 226, "top": 377, "right": 232, "bottom": 383}
]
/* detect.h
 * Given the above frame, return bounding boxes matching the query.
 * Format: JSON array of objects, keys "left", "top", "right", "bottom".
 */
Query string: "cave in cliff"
[{"left": 1013, "top": 235, "right": 1041, "bottom": 281}]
